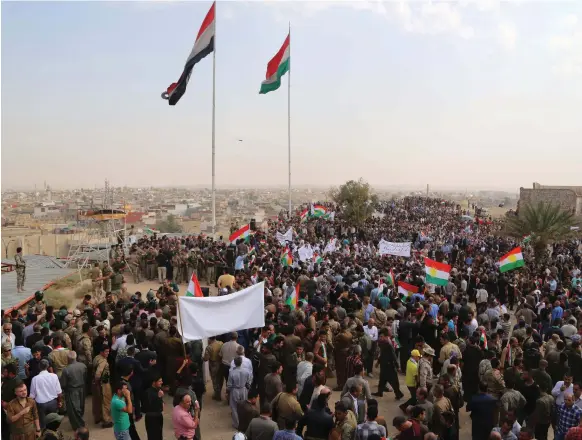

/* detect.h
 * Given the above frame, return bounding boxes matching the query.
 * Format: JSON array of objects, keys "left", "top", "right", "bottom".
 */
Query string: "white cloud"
[{"left": 498, "top": 22, "right": 517, "bottom": 50}]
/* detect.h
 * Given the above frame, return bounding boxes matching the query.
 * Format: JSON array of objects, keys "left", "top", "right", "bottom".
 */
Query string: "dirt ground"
[{"left": 47, "top": 276, "right": 478, "bottom": 440}]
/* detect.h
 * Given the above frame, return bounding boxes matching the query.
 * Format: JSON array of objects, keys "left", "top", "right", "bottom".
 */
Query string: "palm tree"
[{"left": 505, "top": 201, "right": 579, "bottom": 260}]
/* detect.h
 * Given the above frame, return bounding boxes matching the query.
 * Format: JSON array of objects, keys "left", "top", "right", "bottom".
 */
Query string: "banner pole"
[{"left": 287, "top": 22, "right": 292, "bottom": 218}]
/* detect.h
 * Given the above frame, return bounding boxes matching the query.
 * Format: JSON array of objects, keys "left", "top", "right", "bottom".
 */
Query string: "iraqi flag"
[
  {"left": 161, "top": 2, "right": 215, "bottom": 105},
  {"left": 186, "top": 273, "right": 204, "bottom": 297}
]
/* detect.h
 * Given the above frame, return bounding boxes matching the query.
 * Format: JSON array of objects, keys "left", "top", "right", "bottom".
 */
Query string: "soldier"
[
  {"left": 110, "top": 268, "right": 124, "bottom": 298},
  {"left": 63, "top": 316, "right": 78, "bottom": 353},
  {"left": 101, "top": 261, "right": 113, "bottom": 294},
  {"left": 92, "top": 344, "right": 113, "bottom": 428},
  {"left": 75, "top": 323, "right": 93, "bottom": 395},
  {"left": 203, "top": 336, "right": 224, "bottom": 400},
  {"left": 172, "top": 252, "right": 183, "bottom": 284},
  {"left": 187, "top": 250, "right": 198, "bottom": 281},
  {"left": 90, "top": 262, "right": 103, "bottom": 301},
  {"left": 146, "top": 247, "right": 157, "bottom": 281},
  {"left": 48, "top": 337, "right": 69, "bottom": 377},
  {"left": 14, "top": 247, "right": 27, "bottom": 293},
  {"left": 128, "top": 250, "right": 141, "bottom": 284}
]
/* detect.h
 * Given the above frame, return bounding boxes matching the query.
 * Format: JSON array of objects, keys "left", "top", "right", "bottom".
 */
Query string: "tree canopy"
[
  {"left": 156, "top": 214, "right": 183, "bottom": 233},
  {"left": 505, "top": 201, "right": 579, "bottom": 259},
  {"left": 330, "top": 178, "right": 378, "bottom": 226}
]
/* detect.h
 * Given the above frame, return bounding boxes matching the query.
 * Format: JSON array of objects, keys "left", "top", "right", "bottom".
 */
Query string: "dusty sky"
[{"left": 2, "top": 1, "right": 581, "bottom": 191}]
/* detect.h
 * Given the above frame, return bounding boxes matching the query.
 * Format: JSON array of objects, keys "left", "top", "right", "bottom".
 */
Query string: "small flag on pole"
[
  {"left": 161, "top": 2, "right": 216, "bottom": 105},
  {"left": 285, "top": 283, "right": 299, "bottom": 309},
  {"left": 186, "top": 273, "right": 204, "bottom": 297}
]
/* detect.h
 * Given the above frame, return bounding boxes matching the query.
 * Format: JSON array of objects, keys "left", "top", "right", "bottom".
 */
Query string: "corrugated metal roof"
[
  {"left": 1, "top": 267, "right": 76, "bottom": 310},
  {"left": 2, "top": 255, "right": 65, "bottom": 269}
]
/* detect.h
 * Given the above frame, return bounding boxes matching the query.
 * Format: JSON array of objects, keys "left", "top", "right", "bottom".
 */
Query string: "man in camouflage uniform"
[
  {"left": 92, "top": 345, "right": 113, "bottom": 428},
  {"left": 146, "top": 247, "right": 157, "bottom": 281},
  {"left": 90, "top": 262, "right": 103, "bottom": 301},
  {"left": 110, "top": 268, "right": 124, "bottom": 298},
  {"left": 101, "top": 261, "right": 113, "bottom": 295},
  {"left": 172, "top": 252, "right": 183, "bottom": 284},
  {"left": 203, "top": 336, "right": 224, "bottom": 400},
  {"left": 14, "top": 247, "right": 26, "bottom": 293},
  {"left": 75, "top": 322, "right": 93, "bottom": 394},
  {"left": 187, "top": 250, "right": 198, "bottom": 281},
  {"left": 128, "top": 250, "right": 141, "bottom": 284}
]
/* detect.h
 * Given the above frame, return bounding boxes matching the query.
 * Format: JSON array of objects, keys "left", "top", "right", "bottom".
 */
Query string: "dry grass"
[{"left": 43, "top": 269, "right": 92, "bottom": 309}]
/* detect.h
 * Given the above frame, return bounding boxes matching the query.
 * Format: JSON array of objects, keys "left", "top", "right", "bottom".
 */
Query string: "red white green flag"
[
  {"left": 186, "top": 273, "right": 204, "bottom": 297},
  {"left": 229, "top": 224, "right": 251, "bottom": 244},
  {"left": 285, "top": 283, "right": 299, "bottom": 309},
  {"left": 259, "top": 34, "right": 290, "bottom": 94},
  {"left": 281, "top": 247, "right": 293, "bottom": 267}
]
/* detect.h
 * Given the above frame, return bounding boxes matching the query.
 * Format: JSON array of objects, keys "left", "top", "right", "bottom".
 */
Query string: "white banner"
[
  {"left": 276, "top": 228, "right": 293, "bottom": 245},
  {"left": 177, "top": 282, "right": 265, "bottom": 341},
  {"left": 323, "top": 239, "right": 337, "bottom": 254},
  {"left": 378, "top": 240, "right": 412, "bottom": 258},
  {"left": 298, "top": 245, "right": 313, "bottom": 262}
]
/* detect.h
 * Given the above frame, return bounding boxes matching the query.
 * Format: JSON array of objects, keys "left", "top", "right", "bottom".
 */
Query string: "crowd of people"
[{"left": 2, "top": 196, "right": 582, "bottom": 440}]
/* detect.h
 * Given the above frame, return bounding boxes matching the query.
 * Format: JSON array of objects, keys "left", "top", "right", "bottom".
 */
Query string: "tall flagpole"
[
  {"left": 287, "top": 22, "right": 292, "bottom": 218},
  {"left": 211, "top": 2, "right": 217, "bottom": 237}
]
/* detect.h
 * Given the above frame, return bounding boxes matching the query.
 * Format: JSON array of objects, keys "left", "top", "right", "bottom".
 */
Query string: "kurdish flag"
[
  {"left": 229, "top": 224, "right": 251, "bottom": 244},
  {"left": 480, "top": 330, "right": 488, "bottom": 349},
  {"left": 398, "top": 281, "right": 419, "bottom": 297},
  {"left": 386, "top": 269, "right": 395, "bottom": 286},
  {"left": 186, "top": 273, "right": 204, "bottom": 297},
  {"left": 499, "top": 247, "right": 525, "bottom": 273},
  {"left": 424, "top": 258, "right": 451, "bottom": 286},
  {"left": 259, "top": 33, "right": 290, "bottom": 94},
  {"left": 311, "top": 204, "right": 327, "bottom": 218},
  {"left": 285, "top": 283, "right": 300, "bottom": 309},
  {"left": 281, "top": 247, "right": 293, "bottom": 267},
  {"left": 161, "top": 2, "right": 215, "bottom": 105},
  {"left": 300, "top": 209, "right": 309, "bottom": 222},
  {"left": 313, "top": 253, "right": 323, "bottom": 264},
  {"left": 144, "top": 227, "right": 160, "bottom": 236}
]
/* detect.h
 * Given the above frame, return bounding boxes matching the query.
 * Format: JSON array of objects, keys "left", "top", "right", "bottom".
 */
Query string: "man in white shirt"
[
  {"left": 2, "top": 323, "right": 16, "bottom": 349},
  {"left": 297, "top": 352, "right": 313, "bottom": 395},
  {"left": 229, "top": 346, "right": 253, "bottom": 376},
  {"left": 476, "top": 286, "right": 488, "bottom": 305},
  {"left": 363, "top": 319, "right": 378, "bottom": 378},
  {"left": 551, "top": 373, "right": 574, "bottom": 406},
  {"left": 30, "top": 359, "right": 63, "bottom": 428}
]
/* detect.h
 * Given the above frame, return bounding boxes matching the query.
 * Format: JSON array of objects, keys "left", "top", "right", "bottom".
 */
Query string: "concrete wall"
[
  {"left": 520, "top": 188, "right": 579, "bottom": 214},
  {"left": 2, "top": 233, "right": 70, "bottom": 259}
]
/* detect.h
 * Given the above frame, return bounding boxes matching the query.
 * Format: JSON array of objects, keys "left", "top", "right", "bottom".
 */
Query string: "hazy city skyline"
[{"left": 2, "top": 1, "right": 581, "bottom": 191}]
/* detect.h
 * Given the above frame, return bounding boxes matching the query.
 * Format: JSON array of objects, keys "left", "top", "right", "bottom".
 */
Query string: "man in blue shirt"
[
  {"left": 272, "top": 415, "right": 302, "bottom": 440},
  {"left": 551, "top": 301, "right": 564, "bottom": 322},
  {"left": 11, "top": 343, "right": 32, "bottom": 380}
]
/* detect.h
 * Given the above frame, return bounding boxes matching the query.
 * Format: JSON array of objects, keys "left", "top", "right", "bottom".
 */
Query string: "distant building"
[{"left": 519, "top": 182, "right": 582, "bottom": 216}]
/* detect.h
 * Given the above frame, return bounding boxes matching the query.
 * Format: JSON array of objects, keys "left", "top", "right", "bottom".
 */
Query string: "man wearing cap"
[
  {"left": 39, "top": 413, "right": 66, "bottom": 440},
  {"left": 419, "top": 347, "right": 435, "bottom": 390},
  {"left": 400, "top": 349, "right": 421, "bottom": 412}
]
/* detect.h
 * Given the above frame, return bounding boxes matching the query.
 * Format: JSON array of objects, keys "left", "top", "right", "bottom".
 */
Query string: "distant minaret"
[
  {"left": 46, "top": 185, "right": 52, "bottom": 202},
  {"left": 426, "top": 184, "right": 429, "bottom": 196}
]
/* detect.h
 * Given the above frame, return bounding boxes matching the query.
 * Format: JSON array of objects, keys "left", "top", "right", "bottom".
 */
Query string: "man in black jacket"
[
  {"left": 296, "top": 388, "right": 334, "bottom": 439},
  {"left": 144, "top": 375, "right": 164, "bottom": 440},
  {"left": 373, "top": 328, "right": 403, "bottom": 399}
]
